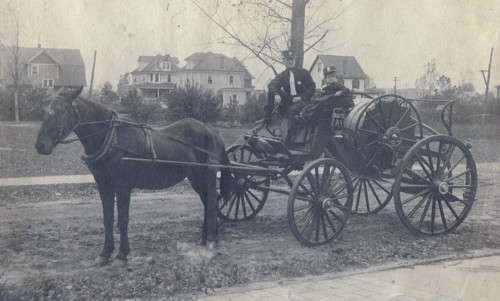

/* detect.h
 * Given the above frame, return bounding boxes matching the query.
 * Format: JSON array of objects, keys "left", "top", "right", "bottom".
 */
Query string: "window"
[
  {"left": 352, "top": 79, "right": 360, "bottom": 89},
  {"left": 43, "top": 79, "right": 53, "bottom": 88},
  {"left": 32, "top": 65, "right": 39, "bottom": 75},
  {"left": 167, "top": 74, "right": 171, "bottom": 83},
  {"left": 208, "top": 75, "right": 213, "bottom": 84},
  {"left": 166, "top": 62, "right": 171, "bottom": 70},
  {"left": 163, "top": 62, "right": 166, "bottom": 69},
  {"left": 228, "top": 75, "right": 234, "bottom": 84},
  {"left": 150, "top": 74, "right": 159, "bottom": 82},
  {"left": 317, "top": 62, "right": 322, "bottom": 73}
]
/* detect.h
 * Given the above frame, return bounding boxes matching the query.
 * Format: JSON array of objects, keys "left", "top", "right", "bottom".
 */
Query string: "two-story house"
[
  {"left": 129, "top": 54, "right": 180, "bottom": 100},
  {"left": 309, "top": 55, "right": 366, "bottom": 91},
  {"left": 0, "top": 44, "right": 86, "bottom": 89},
  {"left": 179, "top": 52, "right": 253, "bottom": 105}
]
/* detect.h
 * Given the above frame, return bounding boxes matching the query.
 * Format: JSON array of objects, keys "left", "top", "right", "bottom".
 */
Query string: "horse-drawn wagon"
[
  {"left": 36, "top": 87, "right": 477, "bottom": 264},
  {"left": 217, "top": 93, "right": 477, "bottom": 246}
]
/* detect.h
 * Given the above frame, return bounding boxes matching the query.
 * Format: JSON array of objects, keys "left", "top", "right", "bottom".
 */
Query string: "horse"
[{"left": 35, "top": 86, "right": 231, "bottom": 266}]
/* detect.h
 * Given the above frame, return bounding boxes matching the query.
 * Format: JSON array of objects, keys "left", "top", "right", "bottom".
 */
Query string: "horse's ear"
[
  {"left": 60, "top": 86, "right": 84, "bottom": 101},
  {"left": 70, "top": 86, "right": 84, "bottom": 99}
]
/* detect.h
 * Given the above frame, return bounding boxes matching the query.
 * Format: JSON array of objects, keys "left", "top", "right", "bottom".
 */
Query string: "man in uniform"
[{"left": 265, "top": 50, "right": 316, "bottom": 145}]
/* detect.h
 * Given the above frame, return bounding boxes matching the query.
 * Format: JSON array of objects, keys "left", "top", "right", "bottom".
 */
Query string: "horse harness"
[{"left": 58, "top": 105, "right": 217, "bottom": 165}]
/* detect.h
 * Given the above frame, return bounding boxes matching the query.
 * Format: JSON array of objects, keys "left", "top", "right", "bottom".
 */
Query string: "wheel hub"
[
  {"left": 384, "top": 127, "right": 403, "bottom": 147},
  {"left": 323, "top": 198, "right": 334, "bottom": 210},
  {"left": 438, "top": 182, "right": 449, "bottom": 195}
]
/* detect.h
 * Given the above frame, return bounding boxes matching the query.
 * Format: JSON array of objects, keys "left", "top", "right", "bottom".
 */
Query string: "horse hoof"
[
  {"left": 112, "top": 258, "right": 127, "bottom": 268},
  {"left": 198, "top": 238, "right": 207, "bottom": 246},
  {"left": 207, "top": 241, "right": 218, "bottom": 251},
  {"left": 95, "top": 256, "right": 110, "bottom": 266}
]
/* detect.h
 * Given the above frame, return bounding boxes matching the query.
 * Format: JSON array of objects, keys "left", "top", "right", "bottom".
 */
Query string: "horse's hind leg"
[
  {"left": 96, "top": 183, "right": 115, "bottom": 266},
  {"left": 190, "top": 168, "right": 219, "bottom": 250},
  {"left": 114, "top": 187, "right": 132, "bottom": 266}
]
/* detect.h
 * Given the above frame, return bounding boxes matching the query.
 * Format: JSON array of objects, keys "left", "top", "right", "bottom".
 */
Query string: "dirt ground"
[{"left": 0, "top": 161, "right": 499, "bottom": 301}]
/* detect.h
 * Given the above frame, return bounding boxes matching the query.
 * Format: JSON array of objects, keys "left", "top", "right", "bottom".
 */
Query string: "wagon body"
[{"left": 219, "top": 94, "right": 477, "bottom": 246}]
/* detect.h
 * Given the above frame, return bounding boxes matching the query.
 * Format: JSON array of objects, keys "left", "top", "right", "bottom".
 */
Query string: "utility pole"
[
  {"left": 480, "top": 48, "right": 493, "bottom": 102},
  {"left": 88, "top": 50, "right": 97, "bottom": 99},
  {"left": 393, "top": 77, "right": 399, "bottom": 94}
]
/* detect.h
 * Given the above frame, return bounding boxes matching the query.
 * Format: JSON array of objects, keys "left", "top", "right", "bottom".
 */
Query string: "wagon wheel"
[
  {"left": 217, "top": 144, "right": 271, "bottom": 222},
  {"left": 287, "top": 158, "right": 353, "bottom": 246},
  {"left": 393, "top": 135, "right": 477, "bottom": 235},
  {"left": 350, "top": 172, "right": 393, "bottom": 214},
  {"left": 350, "top": 94, "right": 424, "bottom": 174}
]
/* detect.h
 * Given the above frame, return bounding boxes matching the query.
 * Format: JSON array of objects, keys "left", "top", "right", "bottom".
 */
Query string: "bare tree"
[
  {"left": 415, "top": 59, "right": 438, "bottom": 96},
  {"left": 191, "top": 0, "right": 341, "bottom": 75},
  {"left": 3, "top": 19, "right": 28, "bottom": 122}
]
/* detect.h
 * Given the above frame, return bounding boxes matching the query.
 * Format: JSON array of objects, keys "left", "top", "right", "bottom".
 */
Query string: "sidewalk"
[{"left": 198, "top": 250, "right": 500, "bottom": 301}]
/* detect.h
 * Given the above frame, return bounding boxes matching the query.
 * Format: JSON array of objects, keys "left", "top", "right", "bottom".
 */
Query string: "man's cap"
[
  {"left": 281, "top": 50, "right": 295, "bottom": 60},
  {"left": 323, "top": 66, "right": 337, "bottom": 75}
]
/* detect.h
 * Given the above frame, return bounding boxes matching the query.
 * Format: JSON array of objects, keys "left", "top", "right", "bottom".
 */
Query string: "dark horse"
[{"left": 35, "top": 87, "right": 231, "bottom": 266}]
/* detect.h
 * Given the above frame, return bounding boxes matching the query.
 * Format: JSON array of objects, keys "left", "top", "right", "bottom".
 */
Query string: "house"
[
  {"left": 179, "top": 52, "right": 253, "bottom": 105},
  {"left": 309, "top": 55, "right": 366, "bottom": 91},
  {"left": 129, "top": 54, "right": 180, "bottom": 100},
  {"left": 0, "top": 44, "right": 86, "bottom": 89}
]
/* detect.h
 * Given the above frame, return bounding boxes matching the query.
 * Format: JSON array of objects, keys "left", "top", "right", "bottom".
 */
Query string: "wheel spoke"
[
  {"left": 406, "top": 191, "right": 432, "bottom": 219},
  {"left": 402, "top": 188, "right": 431, "bottom": 206},
  {"left": 437, "top": 193, "right": 448, "bottom": 230},
  {"left": 441, "top": 193, "right": 460, "bottom": 219},
  {"left": 417, "top": 193, "right": 433, "bottom": 229},
  {"left": 306, "top": 172, "right": 319, "bottom": 197},
  {"left": 243, "top": 191, "right": 256, "bottom": 215},
  {"left": 371, "top": 178, "right": 392, "bottom": 194},
  {"left": 367, "top": 180, "right": 383, "bottom": 207},
  {"left": 324, "top": 210, "right": 337, "bottom": 233}
]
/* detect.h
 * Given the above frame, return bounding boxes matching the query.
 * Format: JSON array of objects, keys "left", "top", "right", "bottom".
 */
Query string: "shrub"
[
  {"left": 239, "top": 91, "right": 266, "bottom": 123},
  {"left": 167, "top": 84, "right": 222, "bottom": 123}
]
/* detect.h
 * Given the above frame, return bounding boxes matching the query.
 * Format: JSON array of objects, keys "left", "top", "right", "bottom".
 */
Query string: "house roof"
[
  {"left": 133, "top": 54, "right": 181, "bottom": 73},
  {"left": 138, "top": 54, "right": 179, "bottom": 65},
  {"left": 184, "top": 52, "right": 253, "bottom": 78},
  {"left": 310, "top": 55, "right": 366, "bottom": 79},
  {"left": 1, "top": 46, "right": 87, "bottom": 86}
]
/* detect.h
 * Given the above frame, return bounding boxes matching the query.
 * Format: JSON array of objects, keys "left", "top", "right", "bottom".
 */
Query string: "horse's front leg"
[
  {"left": 96, "top": 183, "right": 115, "bottom": 266},
  {"left": 114, "top": 187, "right": 132, "bottom": 266}
]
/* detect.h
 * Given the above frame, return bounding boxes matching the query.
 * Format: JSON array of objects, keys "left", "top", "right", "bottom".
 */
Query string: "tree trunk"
[
  {"left": 14, "top": 89, "right": 20, "bottom": 122},
  {"left": 291, "top": 0, "right": 307, "bottom": 68}
]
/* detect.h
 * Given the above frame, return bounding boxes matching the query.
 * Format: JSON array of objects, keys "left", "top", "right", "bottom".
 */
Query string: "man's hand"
[
  {"left": 292, "top": 96, "right": 302, "bottom": 103},
  {"left": 274, "top": 95, "right": 282, "bottom": 103},
  {"left": 334, "top": 91, "right": 343, "bottom": 97}
]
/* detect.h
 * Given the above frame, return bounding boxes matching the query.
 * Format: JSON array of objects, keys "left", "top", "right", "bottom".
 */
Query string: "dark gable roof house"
[
  {"left": 0, "top": 44, "right": 86, "bottom": 89},
  {"left": 309, "top": 54, "right": 366, "bottom": 91}
]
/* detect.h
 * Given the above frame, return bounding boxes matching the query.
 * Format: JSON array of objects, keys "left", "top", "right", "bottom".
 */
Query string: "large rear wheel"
[{"left": 393, "top": 135, "right": 477, "bottom": 235}]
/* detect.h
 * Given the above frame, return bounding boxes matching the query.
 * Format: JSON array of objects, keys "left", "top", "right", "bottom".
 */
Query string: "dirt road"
[{"left": 1, "top": 163, "right": 499, "bottom": 300}]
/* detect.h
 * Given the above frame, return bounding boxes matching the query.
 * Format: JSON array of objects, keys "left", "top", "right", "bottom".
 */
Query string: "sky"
[{"left": 1, "top": 0, "right": 499, "bottom": 93}]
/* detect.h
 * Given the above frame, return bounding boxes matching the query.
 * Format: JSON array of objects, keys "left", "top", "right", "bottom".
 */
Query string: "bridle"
[{"left": 46, "top": 98, "right": 116, "bottom": 145}]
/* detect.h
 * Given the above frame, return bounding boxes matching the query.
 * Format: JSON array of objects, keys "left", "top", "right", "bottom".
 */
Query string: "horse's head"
[{"left": 35, "top": 86, "right": 84, "bottom": 155}]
